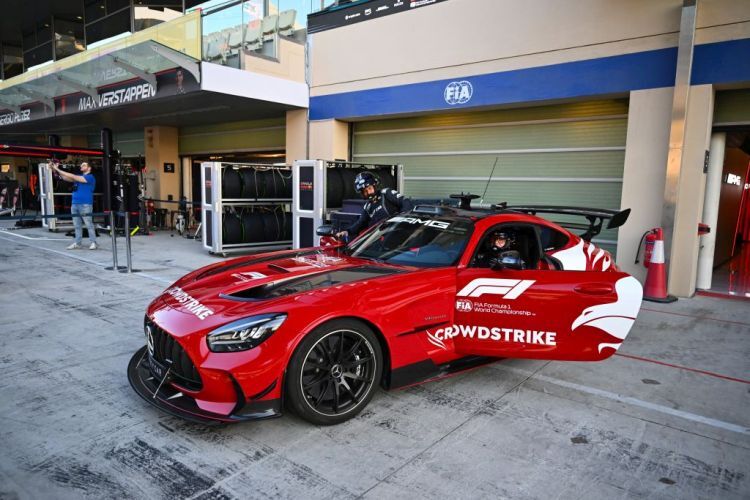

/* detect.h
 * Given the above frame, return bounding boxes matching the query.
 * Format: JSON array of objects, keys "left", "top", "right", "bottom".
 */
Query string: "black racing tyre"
[
  {"left": 241, "top": 169, "right": 261, "bottom": 199},
  {"left": 223, "top": 212, "right": 242, "bottom": 243},
  {"left": 277, "top": 170, "right": 293, "bottom": 198},
  {"left": 286, "top": 319, "right": 383, "bottom": 425},
  {"left": 241, "top": 212, "right": 263, "bottom": 243},
  {"left": 261, "top": 211, "right": 280, "bottom": 241},
  {"left": 222, "top": 168, "right": 242, "bottom": 199}
]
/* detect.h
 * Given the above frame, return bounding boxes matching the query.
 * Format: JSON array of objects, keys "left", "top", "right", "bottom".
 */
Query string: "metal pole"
[
  {"left": 660, "top": 0, "right": 697, "bottom": 262},
  {"left": 124, "top": 212, "right": 133, "bottom": 273},
  {"left": 110, "top": 211, "right": 119, "bottom": 270}
]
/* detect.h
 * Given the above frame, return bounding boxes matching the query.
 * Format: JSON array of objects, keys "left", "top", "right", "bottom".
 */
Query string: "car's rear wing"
[{"left": 500, "top": 204, "right": 631, "bottom": 241}]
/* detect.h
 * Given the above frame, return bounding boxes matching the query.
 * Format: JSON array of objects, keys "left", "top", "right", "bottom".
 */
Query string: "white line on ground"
[
  {"left": 0, "top": 228, "right": 68, "bottom": 241},
  {"left": 495, "top": 363, "right": 750, "bottom": 435}
]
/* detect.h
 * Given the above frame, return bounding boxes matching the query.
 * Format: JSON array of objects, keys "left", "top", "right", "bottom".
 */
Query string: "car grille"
[{"left": 145, "top": 318, "right": 202, "bottom": 391}]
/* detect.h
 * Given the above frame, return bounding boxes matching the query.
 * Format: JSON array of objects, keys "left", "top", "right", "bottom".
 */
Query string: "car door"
[{"left": 445, "top": 225, "right": 643, "bottom": 361}]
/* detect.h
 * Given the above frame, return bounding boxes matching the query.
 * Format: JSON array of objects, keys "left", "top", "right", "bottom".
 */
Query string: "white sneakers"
[{"left": 66, "top": 242, "right": 98, "bottom": 250}]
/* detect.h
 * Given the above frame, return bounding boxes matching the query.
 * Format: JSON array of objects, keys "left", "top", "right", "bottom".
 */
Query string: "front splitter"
[{"left": 127, "top": 345, "right": 281, "bottom": 424}]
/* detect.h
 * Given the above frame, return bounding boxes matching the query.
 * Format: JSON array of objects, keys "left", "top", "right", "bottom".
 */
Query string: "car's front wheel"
[{"left": 286, "top": 319, "right": 383, "bottom": 425}]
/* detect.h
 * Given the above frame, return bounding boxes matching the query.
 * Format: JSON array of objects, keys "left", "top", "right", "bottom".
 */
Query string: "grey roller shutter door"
[{"left": 352, "top": 99, "right": 629, "bottom": 254}]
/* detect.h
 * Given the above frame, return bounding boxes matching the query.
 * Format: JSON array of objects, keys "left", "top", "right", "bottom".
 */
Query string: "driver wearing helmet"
[
  {"left": 480, "top": 230, "right": 525, "bottom": 269},
  {"left": 336, "top": 171, "right": 410, "bottom": 239}
]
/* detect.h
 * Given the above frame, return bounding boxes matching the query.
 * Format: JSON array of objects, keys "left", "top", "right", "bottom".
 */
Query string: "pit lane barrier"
[{"left": 0, "top": 210, "right": 139, "bottom": 274}]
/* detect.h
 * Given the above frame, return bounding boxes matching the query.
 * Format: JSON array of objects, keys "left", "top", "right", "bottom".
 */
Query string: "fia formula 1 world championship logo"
[{"left": 457, "top": 278, "right": 535, "bottom": 299}]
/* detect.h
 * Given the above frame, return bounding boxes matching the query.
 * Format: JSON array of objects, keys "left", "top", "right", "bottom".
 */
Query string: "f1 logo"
[{"left": 457, "top": 279, "right": 535, "bottom": 299}]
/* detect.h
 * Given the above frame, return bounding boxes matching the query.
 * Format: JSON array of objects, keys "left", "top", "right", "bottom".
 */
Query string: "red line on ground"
[
  {"left": 615, "top": 352, "right": 750, "bottom": 385},
  {"left": 696, "top": 290, "right": 750, "bottom": 302},
  {"left": 641, "top": 307, "right": 750, "bottom": 327}
]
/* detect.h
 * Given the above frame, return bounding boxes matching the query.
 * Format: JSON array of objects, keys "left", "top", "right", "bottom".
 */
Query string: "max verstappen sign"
[
  {"left": 57, "top": 69, "right": 198, "bottom": 116},
  {"left": 308, "top": 0, "right": 449, "bottom": 34},
  {"left": 0, "top": 68, "right": 198, "bottom": 127}
]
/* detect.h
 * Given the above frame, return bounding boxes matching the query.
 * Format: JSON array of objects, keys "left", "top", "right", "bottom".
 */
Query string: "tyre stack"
[
  {"left": 221, "top": 165, "right": 293, "bottom": 247},
  {"left": 239, "top": 208, "right": 292, "bottom": 243}
]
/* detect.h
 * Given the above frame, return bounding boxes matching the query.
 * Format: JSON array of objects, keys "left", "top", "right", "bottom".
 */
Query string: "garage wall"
[
  {"left": 178, "top": 117, "right": 286, "bottom": 155},
  {"left": 310, "top": 0, "right": 750, "bottom": 97},
  {"left": 353, "top": 99, "right": 629, "bottom": 253}
]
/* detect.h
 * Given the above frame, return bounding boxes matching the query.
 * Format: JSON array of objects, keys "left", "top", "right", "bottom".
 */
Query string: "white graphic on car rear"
[
  {"left": 571, "top": 276, "right": 643, "bottom": 353},
  {"left": 551, "top": 240, "right": 612, "bottom": 271},
  {"left": 457, "top": 278, "right": 535, "bottom": 299}
]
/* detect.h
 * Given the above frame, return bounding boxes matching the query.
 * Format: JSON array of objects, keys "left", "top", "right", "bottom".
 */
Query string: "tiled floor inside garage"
[{"left": 0, "top": 224, "right": 748, "bottom": 499}]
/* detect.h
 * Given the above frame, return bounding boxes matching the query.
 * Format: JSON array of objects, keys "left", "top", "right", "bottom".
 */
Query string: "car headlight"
[{"left": 207, "top": 314, "right": 287, "bottom": 352}]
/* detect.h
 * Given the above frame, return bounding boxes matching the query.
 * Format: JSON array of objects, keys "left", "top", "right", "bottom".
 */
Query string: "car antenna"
[{"left": 479, "top": 156, "right": 499, "bottom": 207}]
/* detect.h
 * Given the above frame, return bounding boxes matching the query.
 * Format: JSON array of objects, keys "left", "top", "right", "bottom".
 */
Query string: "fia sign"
[{"left": 444, "top": 80, "right": 473, "bottom": 105}]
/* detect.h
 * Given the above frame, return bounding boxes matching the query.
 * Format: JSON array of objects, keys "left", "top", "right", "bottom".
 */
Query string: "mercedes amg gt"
[{"left": 128, "top": 200, "right": 643, "bottom": 425}]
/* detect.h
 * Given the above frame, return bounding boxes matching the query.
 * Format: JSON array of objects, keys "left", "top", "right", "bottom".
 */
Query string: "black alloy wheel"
[{"left": 286, "top": 319, "right": 382, "bottom": 425}]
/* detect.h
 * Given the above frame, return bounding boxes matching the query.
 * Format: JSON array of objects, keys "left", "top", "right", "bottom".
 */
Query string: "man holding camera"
[{"left": 51, "top": 161, "right": 98, "bottom": 250}]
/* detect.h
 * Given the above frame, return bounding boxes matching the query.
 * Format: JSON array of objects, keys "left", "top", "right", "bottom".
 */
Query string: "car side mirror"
[
  {"left": 491, "top": 250, "right": 525, "bottom": 271},
  {"left": 316, "top": 224, "right": 335, "bottom": 236}
]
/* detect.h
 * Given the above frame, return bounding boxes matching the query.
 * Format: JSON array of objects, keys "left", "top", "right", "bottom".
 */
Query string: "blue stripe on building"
[{"left": 310, "top": 38, "right": 750, "bottom": 121}]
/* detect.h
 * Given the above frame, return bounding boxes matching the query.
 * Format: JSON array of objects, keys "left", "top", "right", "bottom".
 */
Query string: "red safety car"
[{"left": 128, "top": 198, "right": 643, "bottom": 425}]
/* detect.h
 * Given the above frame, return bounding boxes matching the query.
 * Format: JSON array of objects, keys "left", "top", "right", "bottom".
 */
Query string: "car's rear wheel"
[{"left": 286, "top": 319, "right": 382, "bottom": 425}]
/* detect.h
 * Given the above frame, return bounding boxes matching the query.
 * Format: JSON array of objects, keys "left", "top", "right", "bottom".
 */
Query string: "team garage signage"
[
  {"left": 0, "top": 68, "right": 199, "bottom": 127},
  {"left": 308, "top": 0, "right": 449, "bottom": 34},
  {"left": 0, "top": 101, "right": 51, "bottom": 126}
]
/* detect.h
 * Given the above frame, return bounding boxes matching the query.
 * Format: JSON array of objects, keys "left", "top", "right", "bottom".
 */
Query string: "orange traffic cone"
[{"left": 643, "top": 228, "right": 677, "bottom": 303}]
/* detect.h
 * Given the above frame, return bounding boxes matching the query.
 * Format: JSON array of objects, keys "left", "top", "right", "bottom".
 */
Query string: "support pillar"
[
  {"left": 668, "top": 84, "right": 715, "bottom": 296},
  {"left": 144, "top": 126, "right": 179, "bottom": 210},
  {"left": 617, "top": 88, "right": 673, "bottom": 282},
  {"left": 286, "top": 109, "right": 309, "bottom": 164},
  {"left": 309, "top": 119, "right": 349, "bottom": 161}
]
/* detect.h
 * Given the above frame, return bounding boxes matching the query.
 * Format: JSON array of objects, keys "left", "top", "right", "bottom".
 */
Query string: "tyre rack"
[
  {"left": 292, "top": 160, "right": 404, "bottom": 249},
  {"left": 39, "top": 162, "right": 103, "bottom": 231},
  {"left": 201, "top": 162, "right": 294, "bottom": 255}
]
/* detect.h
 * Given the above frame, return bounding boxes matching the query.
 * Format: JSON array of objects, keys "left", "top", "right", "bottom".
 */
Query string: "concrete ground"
[{"left": 0, "top": 222, "right": 748, "bottom": 500}]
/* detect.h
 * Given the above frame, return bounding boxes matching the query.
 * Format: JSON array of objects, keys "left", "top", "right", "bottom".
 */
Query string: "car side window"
[
  {"left": 538, "top": 225, "right": 569, "bottom": 252},
  {"left": 470, "top": 224, "right": 542, "bottom": 269}
]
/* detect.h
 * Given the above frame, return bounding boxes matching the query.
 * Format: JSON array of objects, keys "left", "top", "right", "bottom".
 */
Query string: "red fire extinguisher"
[
  {"left": 635, "top": 229, "right": 658, "bottom": 268},
  {"left": 643, "top": 231, "right": 657, "bottom": 268}
]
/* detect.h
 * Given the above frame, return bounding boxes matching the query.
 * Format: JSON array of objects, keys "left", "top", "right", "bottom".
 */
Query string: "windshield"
[{"left": 345, "top": 215, "right": 473, "bottom": 268}]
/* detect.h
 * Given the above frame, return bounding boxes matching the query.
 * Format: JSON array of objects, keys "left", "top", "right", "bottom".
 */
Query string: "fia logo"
[
  {"left": 455, "top": 299, "right": 473, "bottom": 312},
  {"left": 457, "top": 278, "right": 535, "bottom": 299},
  {"left": 444, "top": 81, "right": 473, "bottom": 105}
]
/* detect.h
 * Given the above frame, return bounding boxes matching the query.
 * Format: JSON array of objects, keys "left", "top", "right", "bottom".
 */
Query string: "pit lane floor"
[{"left": 0, "top": 225, "right": 748, "bottom": 499}]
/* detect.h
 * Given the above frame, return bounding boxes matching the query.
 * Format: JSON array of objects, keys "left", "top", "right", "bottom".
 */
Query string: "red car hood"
[{"left": 151, "top": 249, "right": 408, "bottom": 332}]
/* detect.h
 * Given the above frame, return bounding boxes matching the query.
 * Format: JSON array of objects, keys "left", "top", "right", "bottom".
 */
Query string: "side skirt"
[{"left": 387, "top": 355, "right": 500, "bottom": 390}]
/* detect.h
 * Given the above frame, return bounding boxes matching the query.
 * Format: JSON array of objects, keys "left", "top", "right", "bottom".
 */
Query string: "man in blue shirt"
[{"left": 51, "top": 161, "right": 99, "bottom": 250}]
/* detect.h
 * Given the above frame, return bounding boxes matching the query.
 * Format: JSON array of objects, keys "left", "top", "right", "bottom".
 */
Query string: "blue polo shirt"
[{"left": 72, "top": 174, "right": 96, "bottom": 205}]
